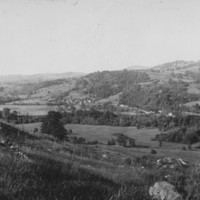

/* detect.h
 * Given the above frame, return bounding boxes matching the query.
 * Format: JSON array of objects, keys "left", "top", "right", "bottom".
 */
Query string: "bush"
[
  {"left": 87, "top": 140, "right": 99, "bottom": 145},
  {"left": 71, "top": 137, "right": 86, "bottom": 144},
  {"left": 115, "top": 133, "right": 135, "bottom": 147},
  {"left": 184, "top": 132, "right": 199, "bottom": 145},
  {"left": 33, "top": 128, "right": 38, "bottom": 133},
  {"left": 107, "top": 138, "right": 116, "bottom": 145},
  {"left": 182, "top": 146, "right": 187, "bottom": 151},
  {"left": 150, "top": 149, "right": 157, "bottom": 154},
  {"left": 123, "top": 157, "right": 132, "bottom": 165}
]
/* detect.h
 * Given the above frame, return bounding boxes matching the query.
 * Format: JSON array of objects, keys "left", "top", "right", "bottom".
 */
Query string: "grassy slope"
[
  {"left": 96, "top": 93, "right": 121, "bottom": 104},
  {"left": 187, "top": 83, "right": 200, "bottom": 95},
  {"left": 30, "top": 82, "right": 73, "bottom": 99},
  {"left": 1, "top": 122, "right": 200, "bottom": 199},
  {"left": 16, "top": 123, "right": 200, "bottom": 164},
  {"left": 0, "top": 123, "right": 162, "bottom": 200}
]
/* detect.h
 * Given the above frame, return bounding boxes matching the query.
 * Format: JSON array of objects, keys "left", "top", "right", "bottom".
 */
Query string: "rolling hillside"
[
  {"left": 1, "top": 60, "right": 200, "bottom": 113},
  {"left": 0, "top": 72, "right": 84, "bottom": 83},
  {"left": 72, "top": 62, "right": 200, "bottom": 112}
]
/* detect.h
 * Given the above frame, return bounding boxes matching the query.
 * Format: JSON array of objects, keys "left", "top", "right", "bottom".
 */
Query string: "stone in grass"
[{"left": 149, "top": 181, "right": 182, "bottom": 200}]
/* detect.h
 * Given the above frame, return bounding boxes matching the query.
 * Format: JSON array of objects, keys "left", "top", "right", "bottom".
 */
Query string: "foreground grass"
[
  {"left": 0, "top": 150, "right": 118, "bottom": 200},
  {"left": 1, "top": 124, "right": 200, "bottom": 199},
  {"left": 1, "top": 146, "right": 199, "bottom": 200}
]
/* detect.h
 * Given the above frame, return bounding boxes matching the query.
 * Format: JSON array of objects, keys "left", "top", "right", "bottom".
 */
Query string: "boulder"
[{"left": 149, "top": 181, "right": 182, "bottom": 200}]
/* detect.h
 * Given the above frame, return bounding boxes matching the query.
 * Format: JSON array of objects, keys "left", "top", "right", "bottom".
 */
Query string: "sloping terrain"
[
  {"left": 72, "top": 62, "right": 200, "bottom": 112},
  {"left": 2, "top": 120, "right": 198, "bottom": 200},
  {"left": 0, "top": 60, "right": 200, "bottom": 113},
  {"left": 0, "top": 72, "right": 84, "bottom": 83}
]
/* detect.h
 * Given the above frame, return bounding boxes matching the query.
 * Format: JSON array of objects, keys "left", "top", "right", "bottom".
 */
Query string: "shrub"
[
  {"left": 182, "top": 146, "right": 187, "bottom": 150},
  {"left": 87, "top": 140, "right": 99, "bottom": 145},
  {"left": 107, "top": 138, "right": 116, "bottom": 145},
  {"left": 115, "top": 133, "right": 135, "bottom": 147},
  {"left": 33, "top": 128, "right": 38, "bottom": 133},
  {"left": 123, "top": 157, "right": 132, "bottom": 166},
  {"left": 71, "top": 137, "right": 86, "bottom": 144},
  {"left": 150, "top": 149, "right": 157, "bottom": 154}
]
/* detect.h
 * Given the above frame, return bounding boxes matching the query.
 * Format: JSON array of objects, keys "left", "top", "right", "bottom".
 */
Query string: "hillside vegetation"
[
  {"left": 74, "top": 63, "right": 200, "bottom": 112},
  {"left": 1, "top": 118, "right": 200, "bottom": 200},
  {"left": 75, "top": 70, "right": 150, "bottom": 98},
  {"left": 119, "top": 82, "right": 199, "bottom": 111}
]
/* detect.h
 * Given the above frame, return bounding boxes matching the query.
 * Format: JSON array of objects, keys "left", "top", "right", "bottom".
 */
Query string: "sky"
[{"left": 0, "top": 0, "right": 200, "bottom": 75}]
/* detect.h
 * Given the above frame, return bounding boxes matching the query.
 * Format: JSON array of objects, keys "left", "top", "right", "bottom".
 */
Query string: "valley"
[{"left": 0, "top": 60, "right": 200, "bottom": 199}]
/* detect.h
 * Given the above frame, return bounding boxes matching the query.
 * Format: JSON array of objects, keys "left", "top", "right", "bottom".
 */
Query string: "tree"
[
  {"left": 159, "top": 138, "right": 163, "bottom": 148},
  {"left": 41, "top": 111, "right": 67, "bottom": 140},
  {"left": 3, "top": 108, "right": 10, "bottom": 120},
  {"left": 8, "top": 110, "right": 18, "bottom": 121},
  {"left": 184, "top": 131, "right": 199, "bottom": 148}
]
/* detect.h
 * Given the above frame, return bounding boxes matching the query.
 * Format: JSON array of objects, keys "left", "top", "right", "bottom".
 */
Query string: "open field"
[
  {"left": 30, "top": 82, "right": 73, "bottom": 98},
  {"left": 17, "top": 123, "right": 160, "bottom": 145},
  {"left": 64, "top": 124, "right": 200, "bottom": 163},
  {"left": 16, "top": 123, "right": 200, "bottom": 163},
  {"left": 185, "top": 100, "right": 200, "bottom": 106},
  {"left": 65, "top": 124, "right": 159, "bottom": 145},
  {"left": 68, "top": 90, "right": 88, "bottom": 99},
  {"left": 96, "top": 93, "right": 121, "bottom": 104},
  {"left": 187, "top": 83, "right": 200, "bottom": 94},
  {"left": 0, "top": 105, "right": 59, "bottom": 115}
]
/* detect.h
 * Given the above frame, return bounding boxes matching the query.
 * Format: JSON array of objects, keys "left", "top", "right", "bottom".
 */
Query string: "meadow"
[
  {"left": 0, "top": 105, "right": 59, "bottom": 115},
  {"left": 16, "top": 123, "right": 200, "bottom": 164},
  {"left": 1, "top": 121, "right": 200, "bottom": 199},
  {"left": 17, "top": 123, "right": 159, "bottom": 145}
]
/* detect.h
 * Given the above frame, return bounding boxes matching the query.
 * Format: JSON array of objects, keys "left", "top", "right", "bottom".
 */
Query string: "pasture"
[
  {"left": 17, "top": 123, "right": 159, "bottom": 146},
  {"left": 96, "top": 93, "right": 121, "bottom": 104},
  {"left": 187, "top": 83, "right": 200, "bottom": 94},
  {"left": 65, "top": 124, "right": 159, "bottom": 145},
  {"left": 30, "top": 82, "right": 73, "bottom": 98},
  {"left": 185, "top": 100, "right": 200, "bottom": 107},
  {"left": 0, "top": 105, "right": 59, "bottom": 115},
  {"left": 16, "top": 123, "right": 200, "bottom": 163}
]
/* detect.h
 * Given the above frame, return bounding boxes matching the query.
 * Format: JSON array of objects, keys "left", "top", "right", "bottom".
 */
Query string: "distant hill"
[
  {"left": 1, "top": 60, "right": 200, "bottom": 112},
  {"left": 75, "top": 70, "right": 150, "bottom": 99},
  {"left": 126, "top": 65, "right": 149, "bottom": 70},
  {"left": 0, "top": 72, "right": 85, "bottom": 83},
  {"left": 151, "top": 60, "right": 200, "bottom": 73},
  {"left": 73, "top": 61, "right": 200, "bottom": 111}
]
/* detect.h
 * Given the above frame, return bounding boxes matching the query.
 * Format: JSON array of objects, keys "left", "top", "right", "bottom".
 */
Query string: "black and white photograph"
[{"left": 0, "top": 0, "right": 200, "bottom": 199}]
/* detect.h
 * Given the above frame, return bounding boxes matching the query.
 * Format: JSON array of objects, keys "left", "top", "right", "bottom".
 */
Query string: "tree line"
[{"left": 119, "top": 82, "right": 199, "bottom": 112}]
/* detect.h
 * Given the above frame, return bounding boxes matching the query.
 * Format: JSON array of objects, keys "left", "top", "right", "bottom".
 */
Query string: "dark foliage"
[
  {"left": 119, "top": 82, "right": 199, "bottom": 111},
  {"left": 41, "top": 111, "right": 67, "bottom": 140},
  {"left": 75, "top": 70, "right": 150, "bottom": 98},
  {"left": 0, "top": 122, "right": 38, "bottom": 143},
  {"left": 107, "top": 138, "right": 116, "bottom": 145}
]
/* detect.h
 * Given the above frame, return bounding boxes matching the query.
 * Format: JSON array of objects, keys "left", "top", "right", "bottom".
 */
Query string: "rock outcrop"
[
  {"left": 149, "top": 181, "right": 182, "bottom": 200},
  {"left": 157, "top": 157, "right": 189, "bottom": 169}
]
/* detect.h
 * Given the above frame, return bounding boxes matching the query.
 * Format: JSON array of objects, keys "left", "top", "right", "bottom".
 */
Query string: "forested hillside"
[
  {"left": 74, "top": 65, "right": 200, "bottom": 112},
  {"left": 75, "top": 70, "right": 150, "bottom": 98},
  {"left": 119, "top": 82, "right": 199, "bottom": 111}
]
